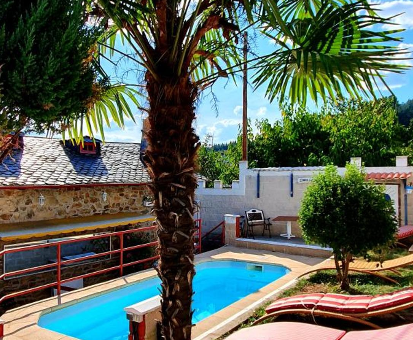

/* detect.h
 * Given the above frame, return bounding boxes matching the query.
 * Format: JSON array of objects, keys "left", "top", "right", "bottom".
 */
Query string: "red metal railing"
[
  {"left": 194, "top": 218, "right": 202, "bottom": 254},
  {"left": 0, "top": 218, "right": 203, "bottom": 309},
  {"left": 201, "top": 220, "right": 225, "bottom": 245},
  {"left": 0, "top": 225, "right": 159, "bottom": 305}
]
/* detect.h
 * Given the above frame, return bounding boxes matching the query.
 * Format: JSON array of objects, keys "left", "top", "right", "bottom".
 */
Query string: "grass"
[{"left": 218, "top": 247, "right": 413, "bottom": 339}]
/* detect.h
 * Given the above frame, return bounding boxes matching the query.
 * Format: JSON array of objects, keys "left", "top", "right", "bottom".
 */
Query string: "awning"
[
  {"left": 0, "top": 212, "right": 155, "bottom": 242},
  {"left": 366, "top": 172, "right": 412, "bottom": 181}
]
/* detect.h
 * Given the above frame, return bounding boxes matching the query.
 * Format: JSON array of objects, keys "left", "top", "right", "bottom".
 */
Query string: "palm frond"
[
  {"left": 254, "top": 0, "right": 410, "bottom": 106},
  {"left": 64, "top": 85, "right": 141, "bottom": 143}
]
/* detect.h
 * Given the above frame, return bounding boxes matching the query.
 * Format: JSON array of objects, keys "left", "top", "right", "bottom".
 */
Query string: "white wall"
[{"left": 196, "top": 160, "right": 413, "bottom": 235}]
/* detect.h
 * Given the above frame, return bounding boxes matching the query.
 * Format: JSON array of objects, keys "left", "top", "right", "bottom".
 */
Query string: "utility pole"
[{"left": 242, "top": 31, "right": 248, "bottom": 161}]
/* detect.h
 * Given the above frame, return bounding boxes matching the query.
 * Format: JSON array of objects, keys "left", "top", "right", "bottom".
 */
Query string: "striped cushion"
[
  {"left": 266, "top": 294, "right": 324, "bottom": 313},
  {"left": 368, "top": 288, "right": 413, "bottom": 311},
  {"left": 225, "top": 322, "right": 346, "bottom": 340},
  {"left": 317, "top": 294, "right": 372, "bottom": 313},
  {"left": 342, "top": 323, "right": 413, "bottom": 340},
  {"left": 397, "top": 225, "right": 413, "bottom": 239}
]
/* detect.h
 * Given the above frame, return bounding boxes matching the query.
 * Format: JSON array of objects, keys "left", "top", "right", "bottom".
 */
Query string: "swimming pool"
[{"left": 39, "top": 260, "right": 289, "bottom": 340}]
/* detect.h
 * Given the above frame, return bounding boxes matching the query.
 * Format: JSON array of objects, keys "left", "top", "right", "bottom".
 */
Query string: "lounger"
[
  {"left": 225, "top": 322, "right": 413, "bottom": 340},
  {"left": 254, "top": 288, "right": 413, "bottom": 328},
  {"left": 397, "top": 225, "right": 413, "bottom": 240},
  {"left": 299, "top": 253, "right": 413, "bottom": 284}
]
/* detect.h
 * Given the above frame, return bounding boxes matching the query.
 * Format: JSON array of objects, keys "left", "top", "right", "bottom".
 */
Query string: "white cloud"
[
  {"left": 377, "top": 83, "right": 406, "bottom": 91},
  {"left": 397, "top": 43, "right": 413, "bottom": 66},
  {"left": 371, "top": 1, "right": 413, "bottom": 30},
  {"left": 215, "top": 119, "right": 242, "bottom": 127},
  {"left": 233, "top": 105, "right": 268, "bottom": 117},
  {"left": 255, "top": 107, "right": 268, "bottom": 117},
  {"left": 233, "top": 105, "right": 243, "bottom": 116}
]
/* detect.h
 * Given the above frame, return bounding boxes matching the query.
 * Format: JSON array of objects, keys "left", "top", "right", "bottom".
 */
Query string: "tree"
[
  {"left": 398, "top": 99, "right": 413, "bottom": 126},
  {"left": 0, "top": 0, "right": 137, "bottom": 161},
  {"left": 95, "top": 1, "right": 408, "bottom": 338},
  {"left": 197, "top": 136, "right": 222, "bottom": 187},
  {"left": 299, "top": 164, "right": 398, "bottom": 290},
  {"left": 325, "top": 98, "right": 405, "bottom": 166}
]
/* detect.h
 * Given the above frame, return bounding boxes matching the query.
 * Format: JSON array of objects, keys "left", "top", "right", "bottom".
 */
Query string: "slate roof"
[{"left": 0, "top": 136, "right": 150, "bottom": 187}]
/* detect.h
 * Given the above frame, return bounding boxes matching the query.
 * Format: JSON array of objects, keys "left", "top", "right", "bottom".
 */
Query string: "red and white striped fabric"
[
  {"left": 367, "top": 288, "right": 413, "bottom": 312},
  {"left": 266, "top": 288, "right": 413, "bottom": 315},
  {"left": 342, "top": 323, "right": 413, "bottom": 340},
  {"left": 225, "top": 322, "right": 346, "bottom": 340},
  {"left": 265, "top": 293, "right": 324, "bottom": 313},
  {"left": 397, "top": 225, "right": 413, "bottom": 239},
  {"left": 317, "top": 294, "right": 372, "bottom": 313}
]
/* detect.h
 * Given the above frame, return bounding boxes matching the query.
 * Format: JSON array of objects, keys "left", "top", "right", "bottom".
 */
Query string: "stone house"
[{"left": 0, "top": 136, "right": 155, "bottom": 310}]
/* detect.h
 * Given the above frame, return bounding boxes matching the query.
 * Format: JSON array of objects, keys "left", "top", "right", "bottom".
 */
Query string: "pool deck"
[{"left": 1, "top": 245, "right": 327, "bottom": 340}]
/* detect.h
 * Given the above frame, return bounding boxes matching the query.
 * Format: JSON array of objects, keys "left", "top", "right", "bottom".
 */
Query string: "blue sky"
[{"left": 99, "top": 0, "right": 413, "bottom": 145}]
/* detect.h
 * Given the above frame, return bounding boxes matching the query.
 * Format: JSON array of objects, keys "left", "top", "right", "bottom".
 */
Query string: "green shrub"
[{"left": 299, "top": 164, "right": 398, "bottom": 289}]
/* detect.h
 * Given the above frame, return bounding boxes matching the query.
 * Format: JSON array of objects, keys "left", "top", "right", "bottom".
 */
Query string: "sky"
[{"left": 97, "top": 0, "right": 413, "bottom": 145}]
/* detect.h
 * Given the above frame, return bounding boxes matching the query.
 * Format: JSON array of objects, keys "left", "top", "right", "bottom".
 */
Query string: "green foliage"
[
  {"left": 326, "top": 97, "right": 405, "bottom": 166},
  {"left": 0, "top": 0, "right": 139, "bottom": 151},
  {"left": 254, "top": 1, "right": 409, "bottom": 105},
  {"left": 197, "top": 136, "right": 240, "bottom": 186},
  {"left": 0, "top": 0, "right": 101, "bottom": 133},
  {"left": 199, "top": 97, "right": 408, "bottom": 181},
  {"left": 249, "top": 106, "right": 332, "bottom": 167},
  {"left": 299, "top": 164, "right": 398, "bottom": 288},
  {"left": 397, "top": 99, "right": 413, "bottom": 127},
  {"left": 300, "top": 164, "right": 397, "bottom": 254},
  {"left": 197, "top": 145, "right": 222, "bottom": 187}
]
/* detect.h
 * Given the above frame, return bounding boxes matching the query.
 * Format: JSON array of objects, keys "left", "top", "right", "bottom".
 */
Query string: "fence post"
[
  {"left": 125, "top": 296, "right": 161, "bottom": 340},
  {"left": 120, "top": 233, "right": 124, "bottom": 277},
  {"left": 57, "top": 243, "right": 61, "bottom": 304},
  {"left": 235, "top": 216, "right": 240, "bottom": 238},
  {"left": 0, "top": 319, "right": 4, "bottom": 339},
  {"left": 222, "top": 221, "right": 226, "bottom": 245},
  {"left": 198, "top": 219, "right": 202, "bottom": 253}
]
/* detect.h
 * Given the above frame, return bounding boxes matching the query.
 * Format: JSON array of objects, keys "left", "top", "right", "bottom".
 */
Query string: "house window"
[{"left": 79, "top": 142, "right": 96, "bottom": 154}]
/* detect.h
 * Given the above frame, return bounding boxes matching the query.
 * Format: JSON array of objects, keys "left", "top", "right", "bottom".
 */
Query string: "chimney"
[{"left": 396, "top": 156, "right": 408, "bottom": 167}]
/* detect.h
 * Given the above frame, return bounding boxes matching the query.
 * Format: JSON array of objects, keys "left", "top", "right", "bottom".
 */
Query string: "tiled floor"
[{"left": 1, "top": 246, "right": 327, "bottom": 340}]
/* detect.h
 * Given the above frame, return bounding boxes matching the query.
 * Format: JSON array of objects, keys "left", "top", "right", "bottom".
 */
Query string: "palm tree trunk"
[{"left": 145, "top": 72, "right": 199, "bottom": 340}]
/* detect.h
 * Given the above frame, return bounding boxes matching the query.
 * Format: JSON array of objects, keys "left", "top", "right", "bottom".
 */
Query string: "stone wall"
[{"left": 0, "top": 185, "right": 152, "bottom": 224}]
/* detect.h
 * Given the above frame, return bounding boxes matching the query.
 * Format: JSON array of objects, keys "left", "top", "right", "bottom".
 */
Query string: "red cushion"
[
  {"left": 266, "top": 294, "right": 324, "bottom": 313},
  {"left": 225, "top": 322, "right": 346, "bottom": 340},
  {"left": 337, "top": 295, "right": 372, "bottom": 313},
  {"left": 397, "top": 225, "right": 413, "bottom": 239},
  {"left": 316, "top": 294, "right": 371, "bottom": 313},
  {"left": 368, "top": 288, "right": 413, "bottom": 311},
  {"left": 342, "top": 323, "right": 413, "bottom": 340}
]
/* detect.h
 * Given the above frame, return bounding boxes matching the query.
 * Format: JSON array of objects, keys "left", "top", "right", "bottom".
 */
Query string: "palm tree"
[{"left": 94, "top": 1, "right": 409, "bottom": 339}]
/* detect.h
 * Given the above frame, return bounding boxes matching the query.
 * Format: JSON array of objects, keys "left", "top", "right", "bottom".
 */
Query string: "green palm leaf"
[{"left": 254, "top": 0, "right": 410, "bottom": 105}]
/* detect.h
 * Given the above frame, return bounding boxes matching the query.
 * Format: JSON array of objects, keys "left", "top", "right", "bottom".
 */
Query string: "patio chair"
[
  {"left": 298, "top": 253, "right": 413, "bottom": 284},
  {"left": 253, "top": 287, "right": 413, "bottom": 329},
  {"left": 225, "top": 322, "right": 413, "bottom": 340},
  {"left": 245, "top": 209, "right": 272, "bottom": 239}
]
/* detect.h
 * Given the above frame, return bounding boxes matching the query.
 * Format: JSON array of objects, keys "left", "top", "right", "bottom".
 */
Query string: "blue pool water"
[{"left": 39, "top": 260, "right": 289, "bottom": 340}]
